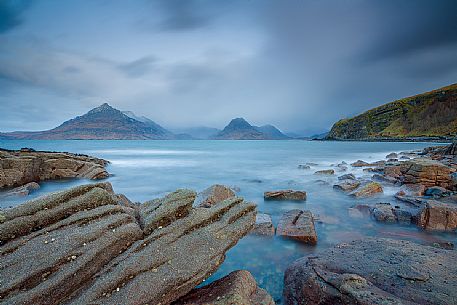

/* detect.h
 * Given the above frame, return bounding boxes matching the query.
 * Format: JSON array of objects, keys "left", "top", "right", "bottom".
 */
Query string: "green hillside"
[{"left": 327, "top": 83, "right": 457, "bottom": 140}]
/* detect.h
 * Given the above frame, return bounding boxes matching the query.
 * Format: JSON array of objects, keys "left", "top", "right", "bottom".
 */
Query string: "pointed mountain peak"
[
  {"left": 226, "top": 117, "right": 252, "bottom": 129},
  {"left": 87, "top": 102, "right": 119, "bottom": 115}
]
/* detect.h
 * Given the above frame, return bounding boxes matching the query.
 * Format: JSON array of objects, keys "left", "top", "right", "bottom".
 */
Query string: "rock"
[
  {"left": 362, "top": 167, "right": 383, "bottom": 173},
  {"left": 444, "top": 142, "right": 457, "bottom": 156},
  {"left": 298, "top": 165, "right": 311, "bottom": 170},
  {"left": 0, "top": 148, "right": 109, "bottom": 189},
  {"left": 276, "top": 210, "right": 317, "bottom": 244},
  {"left": 0, "top": 182, "right": 40, "bottom": 198},
  {"left": 333, "top": 180, "right": 360, "bottom": 192},
  {"left": 452, "top": 172, "right": 457, "bottom": 185},
  {"left": 314, "top": 169, "right": 334, "bottom": 175},
  {"left": 195, "top": 184, "right": 236, "bottom": 208},
  {"left": 350, "top": 160, "right": 370, "bottom": 167},
  {"left": 0, "top": 182, "right": 256, "bottom": 305},
  {"left": 251, "top": 213, "right": 275, "bottom": 236},
  {"left": 425, "top": 186, "right": 449, "bottom": 197},
  {"left": 372, "top": 173, "right": 398, "bottom": 185},
  {"left": 175, "top": 270, "right": 275, "bottom": 305},
  {"left": 348, "top": 204, "right": 371, "bottom": 218},
  {"left": 306, "top": 162, "right": 319, "bottom": 166},
  {"left": 393, "top": 207, "right": 414, "bottom": 223},
  {"left": 264, "top": 190, "right": 306, "bottom": 201},
  {"left": 284, "top": 238, "right": 457, "bottom": 305},
  {"left": 349, "top": 182, "right": 383, "bottom": 198},
  {"left": 384, "top": 165, "right": 402, "bottom": 178},
  {"left": 370, "top": 203, "right": 396, "bottom": 223},
  {"left": 386, "top": 152, "right": 398, "bottom": 159},
  {"left": 418, "top": 200, "right": 457, "bottom": 231},
  {"left": 338, "top": 173, "right": 355, "bottom": 180},
  {"left": 394, "top": 195, "right": 429, "bottom": 208},
  {"left": 395, "top": 184, "right": 426, "bottom": 197},
  {"left": 400, "top": 158, "right": 452, "bottom": 188},
  {"left": 400, "top": 155, "right": 411, "bottom": 160}
]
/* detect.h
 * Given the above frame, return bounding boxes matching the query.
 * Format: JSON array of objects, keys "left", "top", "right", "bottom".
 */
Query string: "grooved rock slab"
[
  {"left": 276, "top": 210, "right": 317, "bottom": 244},
  {"left": 0, "top": 182, "right": 256, "bottom": 305},
  {"left": 0, "top": 149, "right": 109, "bottom": 189},
  {"left": 264, "top": 190, "right": 306, "bottom": 201},
  {"left": 284, "top": 238, "right": 457, "bottom": 305},
  {"left": 174, "top": 270, "right": 275, "bottom": 305},
  {"left": 195, "top": 184, "right": 236, "bottom": 208},
  {"left": 400, "top": 158, "right": 452, "bottom": 188},
  {"left": 418, "top": 200, "right": 457, "bottom": 231}
]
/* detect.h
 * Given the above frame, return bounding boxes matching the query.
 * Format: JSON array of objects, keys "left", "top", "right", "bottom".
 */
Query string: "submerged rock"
[
  {"left": 386, "top": 152, "right": 398, "bottom": 159},
  {"left": 350, "top": 160, "right": 370, "bottom": 167},
  {"left": 314, "top": 169, "right": 334, "bottom": 175},
  {"left": 194, "top": 184, "right": 236, "bottom": 208},
  {"left": 418, "top": 200, "right": 457, "bottom": 231},
  {"left": 251, "top": 213, "right": 275, "bottom": 236},
  {"left": 175, "top": 270, "right": 275, "bottom": 305},
  {"left": 0, "top": 182, "right": 256, "bottom": 305},
  {"left": 372, "top": 173, "right": 398, "bottom": 185},
  {"left": 276, "top": 209, "right": 317, "bottom": 244},
  {"left": 0, "top": 148, "right": 109, "bottom": 189},
  {"left": 264, "top": 190, "right": 306, "bottom": 201},
  {"left": 333, "top": 180, "right": 360, "bottom": 192},
  {"left": 425, "top": 186, "right": 449, "bottom": 197},
  {"left": 284, "top": 238, "right": 457, "bottom": 305},
  {"left": 0, "top": 182, "right": 40, "bottom": 198},
  {"left": 298, "top": 164, "right": 311, "bottom": 170},
  {"left": 338, "top": 173, "right": 355, "bottom": 180},
  {"left": 349, "top": 182, "right": 383, "bottom": 198}
]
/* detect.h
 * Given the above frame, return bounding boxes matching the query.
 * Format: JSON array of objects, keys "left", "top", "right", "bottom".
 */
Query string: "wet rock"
[
  {"left": 350, "top": 160, "right": 370, "bottom": 167},
  {"left": 348, "top": 204, "right": 371, "bottom": 218},
  {"left": 175, "top": 270, "right": 275, "bottom": 305},
  {"left": 0, "top": 182, "right": 40, "bottom": 198},
  {"left": 0, "top": 148, "right": 109, "bottom": 189},
  {"left": 333, "top": 180, "right": 360, "bottom": 192},
  {"left": 0, "top": 182, "right": 256, "bottom": 305},
  {"left": 362, "top": 167, "right": 383, "bottom": 173},
  {"left": 264, "top": 190, "right": 306, "bottom": 201},
  {"left": 276, "top": 210, "right": 317, "bottom": 244},
  {"left": 394, "top": 195, "right": 430, "bottom": 208},
  {"left": 195, "top": 184, "right": 236, "bottom": 208},
  {"left": 314, "top": 169, "right": 334, "bottom": 175},
  {"left": 425, "top": 186, "right": 449, "bottom": 197},
  {"left": 298, "top": 164, "right": 311, "bottom": 170},
  {"left": 306, "top": 162, "right": 318, "bottom": 166},
  {"left": 349, "top": 182, "right": 383, "bottom": 198},
  {"left": 251, "top": 213, "right": 275, "bottom": 236},
  {"left": 384, "top": 165, "right": 402, "bottom": 178},
  {"left": 370, "top": 203, "right": 396, "bottom": 223},
  {"left": 452, "top": 172, "right": 457, "bottom": 185},
  {"left": 338, "top": 173, "right": 355, "bottom": 180},
  {"left": 400, "top": 155, "right": 411, "bottom": 160},
  {"left": 284, "top": 238, "right": 457, "bottom": 305},
  {"left": 400, "top": 158, "right": 452, "bottom": 188},
  {"left": 386, "top": 152, "right": 398, "bottom": 159},
  {"left": 395, "top": 184, "right": 426, "bottom": 197},
  {"left": 418, "top": 200, "right": 457, "bottom": 231},
  {"left": 372, "top": 173, "right": 398, "bottom": 185}
]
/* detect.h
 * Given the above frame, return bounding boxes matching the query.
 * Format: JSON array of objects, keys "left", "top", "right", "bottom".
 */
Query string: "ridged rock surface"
[
  {"left": 418, "top": 200, "right": 457, "bottom": 231},
  {"left": 284, "top": 238, "right": 457, "bottom": 305},
  {"left": 0, "top": 149, "right": 109, "bottom": 189},
  {"left": 174, "top": 270, "right": 275, "bottom": 305},
  {"left": 276, "top": 210, "right": 317, "bottom": 244},
  {"left": 0, "top": 182, "right": 256, "bottom": 305},
  {"left": 400, "top": 158, "right": 452, "bottom": 188}
]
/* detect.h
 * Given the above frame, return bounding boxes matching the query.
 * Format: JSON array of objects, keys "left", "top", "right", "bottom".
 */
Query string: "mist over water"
[{"left": 1, "top": 140, "right": 455, "bottom": 303}]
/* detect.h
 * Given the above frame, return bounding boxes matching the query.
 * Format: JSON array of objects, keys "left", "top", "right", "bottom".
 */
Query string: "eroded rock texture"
[
  {"left": 400, "top": 158, "right": 452, "bottom": 188},
  {"left": 284, "top": 238, "right": 457, "bottom": 305},
  {"left": 276, "top": 210, "right": 317, "bottom": 244},
  {"left": 0, "top": 149, "right": 109, "bottom": 189},
  {"left": 0, "top": 182, "right": 256, "bottom": 305},
  {"left": 264, "top": 190, "right": 307, "bottom": 201}
]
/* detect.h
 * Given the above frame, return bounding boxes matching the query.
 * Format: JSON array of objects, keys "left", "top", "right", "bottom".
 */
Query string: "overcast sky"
[{"left": 1, "top": 0, "right": 456, "bottom": 134}]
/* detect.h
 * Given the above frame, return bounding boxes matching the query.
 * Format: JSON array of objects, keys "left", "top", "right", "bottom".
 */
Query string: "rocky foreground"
[
  {"left": 0, "top": 148, "right": 109, "bottom": 190},
  {"left": 0, "top": 182, "right": 270, "bottom": 305}
]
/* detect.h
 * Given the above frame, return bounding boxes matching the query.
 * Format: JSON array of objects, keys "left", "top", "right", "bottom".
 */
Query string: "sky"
[{"left": 0, "top": 0, "right": 456, "bottom": 135}]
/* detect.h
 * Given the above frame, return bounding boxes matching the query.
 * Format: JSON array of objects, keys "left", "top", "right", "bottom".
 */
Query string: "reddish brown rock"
[
  {"left": 0, "top": 148, "right": 109, "bottom": 189},
  {"left": 384, "top": 165, "right": 402, "bottom": 178},
  {"left": 349, "top": 182, "right": 383, "bottom": 198},
  {"left": 400, "top": 158, "right": 452, "bottom": 188},
  {"left": 276, "top": 210, "right": 317, "bottom": 244},
  {"left": 418, "top": 200, "right": 457, "bottom": 231},
  {"left": 350, "top": 160, "right": 370, "bottom": 167},
  {"left": 395, "top": 184, "right": 426, "bottom": 197},
  {"left": 195, "top": 184, "right": 236, "bottom": 208},
  {"left": 175, "top": 270, "right": 275, "bottom": 305},
  {"left": 264, "top": 190, "right": 306, "bottom": 201}
]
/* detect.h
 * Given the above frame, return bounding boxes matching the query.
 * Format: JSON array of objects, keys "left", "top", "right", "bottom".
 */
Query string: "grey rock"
[
  {"left": 194, "top": 184, "right": 236, "bottom": 208},
  {"left": 251, "top": 213, "right": 275, "bottom": 236},
  {"left": 264, "top": 190, "right": 306, "bottom": 201},
  {"left": 338, "top": 173, "right": 355, "bottom": 181}
]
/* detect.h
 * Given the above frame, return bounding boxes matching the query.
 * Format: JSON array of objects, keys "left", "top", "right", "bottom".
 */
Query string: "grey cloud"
[
  {"left": 118, "top": 56, "right": 157, "bottom": 78},
  {"left": 0, "top": 0, "right": 32, "bottom": 33}
]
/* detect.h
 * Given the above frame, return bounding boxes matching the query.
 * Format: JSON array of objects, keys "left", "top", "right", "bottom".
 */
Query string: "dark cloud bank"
[{"left": 0, "top": 0, "right": 456, "bottom": 135}]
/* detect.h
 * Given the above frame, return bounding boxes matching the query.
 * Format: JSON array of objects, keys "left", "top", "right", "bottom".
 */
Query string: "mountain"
[
  {"left": 327, "top": 83, "right": 457, "bottom": 140},
  {"left": 0, "top": 103, "right": 175, "bottom": 140},
  {"left": 170, "top": 127, "right": 221, "bottom": 139},
  {"left": 212, "top": 118, "right": 289, "bottom": 140}
]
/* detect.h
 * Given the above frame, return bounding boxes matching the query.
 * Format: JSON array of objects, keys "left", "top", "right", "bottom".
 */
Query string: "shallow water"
[{"left": 1, "top": 140, "right": 455, "bottom": 303}]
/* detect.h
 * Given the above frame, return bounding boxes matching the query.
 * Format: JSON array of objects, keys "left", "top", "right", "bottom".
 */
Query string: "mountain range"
[
  {"left": 327, "top": 83, "right": 457, "bottom": 140},
  {"left": 0, "top": 103, "right": 290, "bottom": 140}
]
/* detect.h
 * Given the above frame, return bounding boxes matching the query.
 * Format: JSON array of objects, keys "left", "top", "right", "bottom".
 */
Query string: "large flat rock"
[
  {"left": 400, "top": 158, "right": 452, "bottom": 188},
  {"left": 284, "top": 238, "right": 457, "bottom": 305},
  {"left": 264, "top": 190, "right": 306, "bottom": 201},
  {"left": 276, "top": 210, "right": 317, "bottom": 244},
  {"left": 0, "top": 148, "right": 109, "bottom": 189},
  {"left": 0, "top": 182, "right": 256, "bottom": 305},
  {"left": 418, "top": 200, "right": 457, "bottom": 231}
]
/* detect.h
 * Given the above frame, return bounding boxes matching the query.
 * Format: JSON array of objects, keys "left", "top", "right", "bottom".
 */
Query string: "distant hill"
[
  {"left": 171, "top": 127, "right": 221, "bottom": 139},
  {"left": 0, "top": 103, "right": 175, "bottom": 140},
  {"left": 212, "top": 118, "right": 289, "bottom": 140},
  {"left": 327, "top": 83, "right": 457, "bottom": 140}
]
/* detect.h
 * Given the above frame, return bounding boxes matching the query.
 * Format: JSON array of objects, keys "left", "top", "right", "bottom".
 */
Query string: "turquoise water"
[{"left": 1, "top": 140, "right": 455, "bottom": 303}]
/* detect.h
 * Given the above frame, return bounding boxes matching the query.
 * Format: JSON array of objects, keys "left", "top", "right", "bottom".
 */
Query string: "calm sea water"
[{"left": 1, "top": 140, "right": 455, "bottom": 303}]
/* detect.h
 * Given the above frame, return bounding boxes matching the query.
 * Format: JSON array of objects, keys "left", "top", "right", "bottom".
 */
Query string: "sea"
[{"left": 1, "top": 140, "right": 455, "bottom": 303}]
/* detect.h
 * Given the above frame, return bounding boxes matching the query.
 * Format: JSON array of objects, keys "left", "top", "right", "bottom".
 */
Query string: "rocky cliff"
[{"left": 327, "top": 83, "right": 457, "bottom": 140}]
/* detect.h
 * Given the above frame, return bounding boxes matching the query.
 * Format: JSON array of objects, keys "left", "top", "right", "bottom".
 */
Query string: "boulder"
[
  {"left": 0, "top": 182, "right": 40, "bottom": 198},
  {"left": 276, "top": 210, "right": 317, "bottom": 244},
  {"left": 0, "top": 182, "right": 256, "bottom": 305},
  {"left": 0, "top": 148, "right": 109, "bottom": 189},
  {"left": 395, "top": 184, "right": 426, "bottom": 197},
  {"left": 350, "top": 160, "right": 370, "bottom": 167},
  {"left": 338, "top": 173, "right": 355, "bottom": 180},
  {"left": 251, "top": 213, "right": 275, "bottom": 236},
  {"left": 349, "top": 182, "right": 383, "bottom": 198},
  {"left": 297, "top": 165, "right": 311, "bottom": 170},
  {"left": 384, "top": 165, "right": 402, "bottom": 178},
  {"left": 174, "top": 270, "right": 275, "bottom": 305},
  {"left": 195, "top": 184, "right": 236, "bottom": 208},
  {"left": 314, "top": 169, "right": 334, "bottom": 175},
  {"left": 333, "top": 180, "right": 360, "bottom": 192},
  {"left": 418, "top": 200, "right": 457, "bottom": 231},
  {"left": 372, "top": 173, "right": 398, "bottom": 185},
  {"left": 284, "top": 238, "right": 457, "bottom": 305},
  {"left": 348, "top": 204, "right": 371, "bottom": 218},
  {"left": 370, "top": 203, "right": 396, "bottom": 223},
  {"left": 385, "top": 152, "right": 398, "bottom": 159},
  {"left": 400, "top": 158, "right": 452, "bottom": 188},
  {"left": 264, "top": 190, "right": 306, "bottom": 201},
  {"left": 425, "top": 186, "right": 449, "bottom": 197}
]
